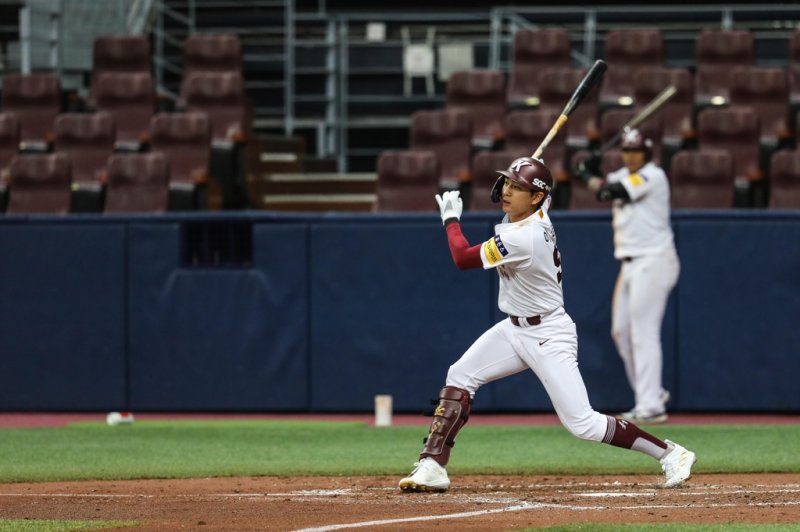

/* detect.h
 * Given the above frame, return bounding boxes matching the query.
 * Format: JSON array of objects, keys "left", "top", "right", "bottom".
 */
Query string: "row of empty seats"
[
  {"left": 375, "top": 144, "right": 800, "bottom": 212},
  {"left": 2, "top": 153, "right": 171, "bottom": 214},
  {"left": 0, "top": 32, "right": 252, "bottom": 210},
  {"left": 0, "top": 111, "right": 212, "bottom": 213}
]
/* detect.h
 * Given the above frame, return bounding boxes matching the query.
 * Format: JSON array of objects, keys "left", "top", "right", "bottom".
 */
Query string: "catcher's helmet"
[
  {"left": 491, "top": 156, "right": 553, "bottom": 203},
  {"left": 620, "top": 128, "right": 653, "bottom": 154}
]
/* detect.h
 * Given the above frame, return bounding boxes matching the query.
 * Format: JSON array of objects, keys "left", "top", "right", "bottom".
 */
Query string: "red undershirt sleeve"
[{"left": 444, "top": 220, "right": 483, "bottom": 270}]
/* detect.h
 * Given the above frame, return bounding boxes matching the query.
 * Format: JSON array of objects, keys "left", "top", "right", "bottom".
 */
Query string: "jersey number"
[{"left": 553, "top": 245, "right": 563, "bottom": 283}]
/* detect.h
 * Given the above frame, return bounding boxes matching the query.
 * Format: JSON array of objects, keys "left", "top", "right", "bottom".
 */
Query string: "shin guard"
[{"left": 420, "top": 386, "right": 472, "bottom": 466}]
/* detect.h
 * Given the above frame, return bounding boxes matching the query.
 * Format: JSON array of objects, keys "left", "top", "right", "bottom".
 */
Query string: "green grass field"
[{"left": 0, "top": 420, "right": 798, "bottom": 483}]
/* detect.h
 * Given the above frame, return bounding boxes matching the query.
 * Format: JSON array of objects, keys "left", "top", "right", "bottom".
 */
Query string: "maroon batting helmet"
[
  {"left": 491, "top": 156, "right": 553, "bottom": 203},
  {"left": 620, "top": 128, "right": 653, "bottom": 155}
]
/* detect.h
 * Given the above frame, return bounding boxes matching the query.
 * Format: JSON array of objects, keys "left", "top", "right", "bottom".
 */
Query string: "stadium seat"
[
  {"left": 537, "top": 67, "right": 600, "bottom": 148},
  {"left": 183, "top": 34, "right": 243, "bottom": 77},
  {"left": 93, "top": 72, "right": 155, "bottom": 150},
  {"left": 374, "top": 151, "right": 439, "bottom": 212},
  {"left": 446, "top": 69, "right": 507, "bottom": 148},
  {"left": 694, "top": 29, "right": 754, "bottom": 106},
  {"left": 409, "top": 109, "right": 472, "bottom": 191},
  {"left": 149, "top": 112, "right": 212, "bottom": 210},
  {"left": 0, "top": 114, "right": 20, "bottom": 211},
  {"left": 104, "top": 153, "right": 169, "bottom": 213},
  {"left": 769, "top": 149, "right": 800, "bottom": 208},
  {"left": 53, "top": 112, "right": 115, "bottom": 212},
  {"left": 697, "top": 106, "right": 761, "bottom": 183},
  {"left": 0, "top": 73, "right": 61, "bottom": 150},
  {"left": 507, "top": 28, "right": 571, "bottom": 108},
  {"left": 600, "top": 29, "right": 664, "bottom": 110},
  {"left": 503, "top": 109, "right": 568, "bottom": 182},
  {"left": 5, "top": 153, "right": 72, "bottom": 214},
  {"left": 729, "top": 66, "right": 790, "bottom": 146},
  {"left": 180, "top": 72, "right": 249, "bottom": 145},
  {"left": 90, "top": 35, "right": 151, "bottom": 108},
  {"left": 469, "top": 150, "right": 518, "bottom": 211},
  {"left": 669, "top": 149, "right": 735, "bottom": 208},
  {"left": 633, "top": 66, "right": 694, "bottom": 146}
]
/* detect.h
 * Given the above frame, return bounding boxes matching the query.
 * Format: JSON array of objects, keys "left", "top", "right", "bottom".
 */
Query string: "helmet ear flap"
[{"left": 491, "top": 175, "right": 505, "bottom": 203}]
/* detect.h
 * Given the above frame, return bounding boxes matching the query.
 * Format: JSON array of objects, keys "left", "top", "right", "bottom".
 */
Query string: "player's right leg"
[
  {"left": 399, "top": 322, "right": 527, "bottom": 493},
  {"left": 611, "top": 267, "right": 635, "bottom": 389}
]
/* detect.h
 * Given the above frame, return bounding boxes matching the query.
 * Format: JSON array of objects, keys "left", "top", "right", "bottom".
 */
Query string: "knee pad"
[{"left": 420, "top": 386, "right": 472, "bottom": 466}]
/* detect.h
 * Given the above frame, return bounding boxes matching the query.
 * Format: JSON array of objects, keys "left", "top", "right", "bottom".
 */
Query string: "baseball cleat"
[
  {"left": 619, "top": 409, "right": 668, "bottom": 424},
  {"left": 660, "top": 439, "right": 697, "bottom": 488},
  {"left": 399, "top": 457, "right": 450, "bottom": 493}
]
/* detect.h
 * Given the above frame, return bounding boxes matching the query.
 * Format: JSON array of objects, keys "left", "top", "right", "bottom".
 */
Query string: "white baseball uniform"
[
  {"left": 445, "top": 206, "right": 612, "bottom": 444},
  {"left": 606, "top": 161, "right": 680, "bottom": 416}
]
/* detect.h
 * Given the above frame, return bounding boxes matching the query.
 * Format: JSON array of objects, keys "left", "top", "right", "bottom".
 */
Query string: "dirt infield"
[{"left": 1, "top": 473, "right": 798, "bottom": 531}]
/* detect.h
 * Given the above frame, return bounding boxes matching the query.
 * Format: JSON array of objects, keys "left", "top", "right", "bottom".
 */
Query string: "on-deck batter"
[
  {"left": 580, "top": 128, "right": 679, "bottom": 423},
  {"left": 399, "top": 156, "right": 695, "bottom": 493}
]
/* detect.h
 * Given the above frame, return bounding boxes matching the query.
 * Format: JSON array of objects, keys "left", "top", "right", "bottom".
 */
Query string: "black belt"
[
  {"left": 509, "top": 315, "right": 542, "bottom": 327},
  {"left": 621, "top": 257, "right": 634, "bottom": 262}
]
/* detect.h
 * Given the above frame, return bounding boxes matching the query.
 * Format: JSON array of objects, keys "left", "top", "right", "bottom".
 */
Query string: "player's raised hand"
[{"left": 435, "top": 190, "right": 463, "bottom": 225}]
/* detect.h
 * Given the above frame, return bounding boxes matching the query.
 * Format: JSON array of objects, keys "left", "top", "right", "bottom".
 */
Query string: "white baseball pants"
[
  {"left": 611, "top": 248, "right": 680, "bottom": 415},
  {"left": 446, "top": 307, "right": 609, "bottom": 442}
]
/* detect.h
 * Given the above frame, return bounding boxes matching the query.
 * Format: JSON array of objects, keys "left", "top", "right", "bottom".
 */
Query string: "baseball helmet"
[
  {"left": 490, "top": 157, "right": 553, "bottom": 203},
  {"left": 620, "top": 128, "right": 653, "bottom": 155}
]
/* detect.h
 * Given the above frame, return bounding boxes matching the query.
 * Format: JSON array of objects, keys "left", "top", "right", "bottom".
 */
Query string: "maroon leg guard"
[{"left": 420, "top": 386, "right": 472, "bottom": 466}]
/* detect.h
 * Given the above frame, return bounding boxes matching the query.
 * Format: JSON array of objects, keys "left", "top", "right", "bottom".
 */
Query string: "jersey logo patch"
[
  {"left": 483, "top": 235, "right": 508, "bottom": 264},
  {"left": 628, "top": 173, "right": 646, "bottom": 187}
]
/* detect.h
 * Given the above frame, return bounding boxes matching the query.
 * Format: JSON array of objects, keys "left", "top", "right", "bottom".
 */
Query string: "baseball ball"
[{"left": 106, "top": 411, "right": 134, "bottom": 426}]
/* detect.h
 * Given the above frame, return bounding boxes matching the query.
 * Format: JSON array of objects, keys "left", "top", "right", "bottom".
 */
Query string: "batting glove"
[{"left": 435, "top": 190, "right": 463, "bottom": 225}]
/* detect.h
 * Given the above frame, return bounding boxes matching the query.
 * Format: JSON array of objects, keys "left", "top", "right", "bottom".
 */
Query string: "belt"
[
  {"left": 509, "top": 315, "right": 541, "bottom": 327},
  {"left": 621, "top": 257, "right": 634, "bottom": 262}
]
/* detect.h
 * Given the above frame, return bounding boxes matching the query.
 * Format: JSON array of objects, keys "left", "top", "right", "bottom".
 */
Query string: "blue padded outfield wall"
[{"left": 0, "top": 211, "right": 798, "bottom": 413}]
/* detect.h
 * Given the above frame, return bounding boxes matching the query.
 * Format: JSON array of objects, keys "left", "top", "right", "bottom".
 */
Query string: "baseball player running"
[
  {"left": 399, "top": 156, "right": 695, "bottom": 493},
  {"left": 578, "top": 128, "right": 679, "bottom": 423}
]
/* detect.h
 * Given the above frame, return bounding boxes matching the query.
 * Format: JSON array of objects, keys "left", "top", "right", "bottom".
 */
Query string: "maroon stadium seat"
[
  {"left": 600, "top": 29, "right": 664, "bottom": 109},
  {"left": 183, "top": 34, "right": 242, "bottom": 77},
  {"left": 0, "top": 113, "right": 19, "bottom": 176},
  {"left": 6, "top": 153, "right": 72, "bottom": 214},
  {"left": 669, "top": 149, "right": 735, "bottom": 209},
  {"left": 1, "top": 73, "right": 61, "bottom": 149},
  {"left": 633, "top": 66, "right": 694, "bottom": 145},
  {"left": 694, "top": 29, "right": 754, "bottom": 106},
  {"left": 54, "top": 113, "right": 114, "bottom": 187},
  {"left": 149, "top": 112, "right": 212, "bottom": 210},
  {"left": 697, "top": 106, "right": 761, "bottom": 182},
  {"left": 503, "top": 109, "right": 568, "bottom": 183},
  {"left": 470, "top": 150, "right": 519, "bottom": 211},
  {"left": 409, "top": 109, "right": 472, "bottom": 190},
  {"left": 507, "top": 29, "right": 571, "bottom": 107},
  {"left": 93, "top": 72, "right": 155, "bottom": 149},
  {"left": 446, "top": 69, "right": 507, "bottom": 148},
  {"left": 54, "top": 112, "right": 115, "bottom": 212},
  {"left": 374, "top": 151, "right": 439, "bottom": 212},
  {"left": 768, "top": 149, "right": 800, "bottom": 209},
  {"left": 90, "top": 35, "right": 151, "bottom": 108},
  {"left": 729, "top": 66, "right": 790, "bottom": 145},
  {"left": 537, "top": 67, "right": 600, "bottom": 148},
  {"left": 180, "top": 72, "right": 249, "bottom": 144},
  {"left": 105, "top": 153, "right": 169, "bottom": 213}
]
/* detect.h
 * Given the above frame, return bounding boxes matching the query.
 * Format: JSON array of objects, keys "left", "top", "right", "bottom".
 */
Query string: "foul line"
[{"left": 291, "top": 502, "right": 547, "bottom": 532}]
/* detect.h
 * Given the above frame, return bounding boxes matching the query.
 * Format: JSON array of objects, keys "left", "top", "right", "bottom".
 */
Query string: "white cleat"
[
  {"left": 660, "top": 439, "right": 697, "bottom": 488},
  {"left": 398, "top": 457, "right": 450, "bottom": 493}
]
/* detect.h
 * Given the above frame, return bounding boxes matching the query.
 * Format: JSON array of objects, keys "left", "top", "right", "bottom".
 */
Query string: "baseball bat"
[
  {"left": 597, "top": 84, "right": 677, "bottom": 154},
  {"left": 532, "top": 59, "right": 607, "bottom": 160}
]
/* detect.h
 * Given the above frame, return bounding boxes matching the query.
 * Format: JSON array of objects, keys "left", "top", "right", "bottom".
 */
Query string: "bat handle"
[{"left": 532, "top": 115, "right": 568, "bottom": 160}]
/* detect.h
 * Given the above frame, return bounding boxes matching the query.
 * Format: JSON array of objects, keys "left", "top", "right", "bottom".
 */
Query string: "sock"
[{"left": 602, "top": 415, "right": 668, "bottom": 459}]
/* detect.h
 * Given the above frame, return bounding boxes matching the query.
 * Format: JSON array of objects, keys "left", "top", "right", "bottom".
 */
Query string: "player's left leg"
[{"left": 516, "top": 312, "right": 696, "bottom": 487}]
